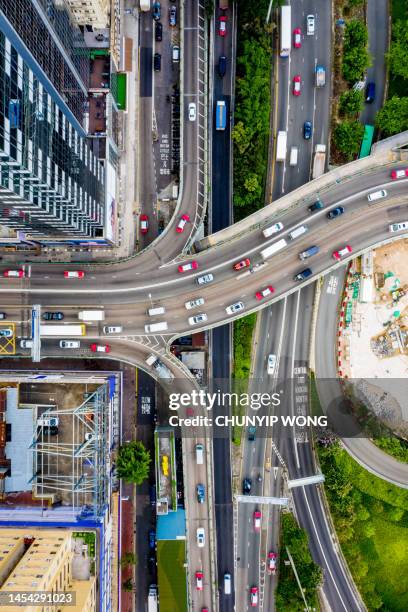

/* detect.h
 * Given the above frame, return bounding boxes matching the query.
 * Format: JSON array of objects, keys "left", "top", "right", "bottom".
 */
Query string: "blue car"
[
  {"left": 148, "top": 529, "right": 156, "bottom": 550},
  {"left": 152, "top": 2, "right": 161, "bottom": 21},
  {"left": 327, "top": 206, "right": 345, "bottom": 220},
  {"left": 303, "top": 120, "right": 312, "bottom": 140},
  {"left": 196, "top": 483, "right": 205, "bottom": 503}
]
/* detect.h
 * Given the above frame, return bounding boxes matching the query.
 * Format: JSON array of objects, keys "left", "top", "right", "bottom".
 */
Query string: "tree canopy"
[{"left": 116, "top": 441, "right": 151, "bottom": 485}]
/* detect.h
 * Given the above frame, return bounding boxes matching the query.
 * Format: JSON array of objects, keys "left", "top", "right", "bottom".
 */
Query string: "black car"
[
  {"left": 154, "top": 53, "right": 161, "bottom": 72},
  {"left": 155, "top": 21, "right": 162, "bottom": 41},
  {"left": 327, "top": 206, "right": 345, "bottom": 219},
  {"left": 43, "top": 311, "right": 64, "bottom": 321},
  {"left": 303, "top": 120, "right": 312, "bottom": 140},
  {"left": 152, "top": 2, "right": 161, "bottom": 21},
  {"left": 148, "top": 529, "right": 156, "bottom": 550},
  {"left": 243, "top": 478, "right": 252, "bottom": 495},
  {"left": 218, "top": 55, "right": 227, "bottom": 77},
  {"left": 149, "top": 485, "right": 156, "bottom": 506},
  {"left": 365, "top": 81, "right": 375, "bottom": 103},
  {"left": 308, "top": 199, "right": 324, "bottom": 213}
]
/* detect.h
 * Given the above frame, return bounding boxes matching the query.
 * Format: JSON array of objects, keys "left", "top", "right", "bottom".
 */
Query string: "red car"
[
  {"left": 233, "top": 258, "right": 250, "bottom": 271},
  {"left": 219, "top": 15, "right": 227, "bottom": 36},
  {"left": 250, "top": 586, "right": 259, "bottom": 607},
  {"left": 3, "top": 269, "right": 24, "bottom": 278},
  {"left": 293, "top": 28, "right": 302, "bottom": 48},
  {"left": 178, "top": 261, "right": 198, "bottom": 273},
  {"left": 293, "top": 75, "right": 301, "bottom": 96},
  {"left": 90, "top": 343, "right": 111, "bottom": 353},
  {"left": 195, "top": 571, "right": 204, "bottom": 591},
  {"left": 64, "top": 270, "right": 85, "bottom": 279},
  {"left": 255, "top": 285, "right": 275, "bottom": 300},
  {"left": 391, "top": 168, "right": 408, "bottom": 179},
  {"left": 176, "top": 214, "right": 190, "bottom": 233},
  {"left": 140, "top": 214, "right": 149, "bottom": 234},
  {"left": 253, "top": 510, "right": 262, "bottom": 532},
  {"left": 332, "top": 245, "right": 352, "bottom": 261},
  {"left": 267, "top": 551, "right": 278, "bottom": 574}
]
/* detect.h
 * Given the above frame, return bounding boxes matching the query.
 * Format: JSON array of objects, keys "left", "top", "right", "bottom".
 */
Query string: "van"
[
  {"left": 289, "top": 146, "right": 298, "bottom": 166},
  {"left": 367, "top": 189, "right": 387, "bottom": 202},
  {"left": 365, "top": 81, "right": 375, "bottom": 103},
  {"left": 172, "top": 45, "right": 180, "bottom": 63},
  {"left": 144, "top": 321, "right": 168, "bottom": 333},
  {"left": 224, "top": 573, "right": 232, "bottom": 595},
  {"left": 148, "top": 306, "right": 166, "bottom": 317},
  {"left": 218, "top": 55, "right": 227, "bottom": 77},
  {"left": 288, "top": 225, "right": 308, "bottom": 240},
  {"left": 299, "top": 245, "right": 319, "bottom": 260},
  {"left": 389, "top": 221, "right": 408, "bottom": 233},
  {"left": 195, "top": 443, "right": 204, "bottom": 465}
]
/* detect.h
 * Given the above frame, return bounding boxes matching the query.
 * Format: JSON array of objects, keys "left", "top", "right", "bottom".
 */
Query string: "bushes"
[
  {"left": 375, "top": 436, "right": 408, "bottom": 463},
  {"left": 339, "top": 89, "right": 364, "bottom": 117},
  {"left": 318, "top": 440, "right": 408, "bottom": 610},
  {"left": 375, "top": 96, "right": 408, "bottom": 135},
  {"left": 275, "top": 514, "right": 322, "bottom": 611},
  {"left": 233, "top": 314, "right": 256, "bottom": 380},
  {"left": 342, "top": 20, "right": 370, "bottom": 83},
  {"left": 333, "top": 120, "right": 364, "bottom": 160}
]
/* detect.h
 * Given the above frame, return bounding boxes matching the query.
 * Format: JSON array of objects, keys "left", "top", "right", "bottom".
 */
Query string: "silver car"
[
  {"left": 103, "top": 325, "right": 123, "bottom": 334},
  {"left": 196, "top": 273, "right": 214, "bottom": 286},
  {"left": 185, "top": 297, "right": 205, "bottom": 310},
  {"left": 225, "top": 302, "right": 244, "bottom": 315},
  {"left": 188, "top": 313, "right": 208, "bottom": 326}
]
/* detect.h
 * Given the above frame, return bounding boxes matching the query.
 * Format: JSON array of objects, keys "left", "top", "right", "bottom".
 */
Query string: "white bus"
[
  {"left": 280, "top": 6, "right": 291, "bottom": 57},
  {"left": 40, "top": 324, "right": 86, "bottom": 337}
]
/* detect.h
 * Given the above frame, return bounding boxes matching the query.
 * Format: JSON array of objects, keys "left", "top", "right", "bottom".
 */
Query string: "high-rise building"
[
  {"left": 65, "top": 0, "right": 110, "bottom": 30},
  {"left": 0, "top": 0, "right": 106, "bottom": 241},
  {"left": 0, "top": 528, "right": 96, "bottom": 611}
]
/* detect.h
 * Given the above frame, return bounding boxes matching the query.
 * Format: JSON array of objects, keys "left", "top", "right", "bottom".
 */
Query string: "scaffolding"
[{"left": 29, "top": 385, "right": 109, "bottom": 519}]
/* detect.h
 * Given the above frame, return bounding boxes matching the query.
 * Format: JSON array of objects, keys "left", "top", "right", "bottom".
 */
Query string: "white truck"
[
  {"left": 148, "top": 584, "right": 158, "bottom": 612},
  {"left": 78, "top": 310, "right": 105, "bottom": 321},
  {"left": 276, "top": 131, "right": 287, "bottom": 162},
  {"left": 140, "top": 0, "right": 150, "bottom": 11},
  {"left": 146, "top": 354, "right": 174, "bottom": 381},
  {"left": 315, "top": 65, "right": 326, "bottom": 87},
  {"left": 260, "top": 238, "right": 287, "bottom": 260},
  {"left": 312, "top": 144, "right": 326, "bottom": 179}
]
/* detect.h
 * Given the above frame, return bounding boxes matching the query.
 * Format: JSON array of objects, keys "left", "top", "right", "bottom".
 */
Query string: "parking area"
[{"left": 0, "top": 323, "right": 15, "bottom": 355}]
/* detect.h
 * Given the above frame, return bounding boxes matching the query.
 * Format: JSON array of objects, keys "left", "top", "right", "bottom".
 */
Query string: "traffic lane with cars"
[
  {"left": 7, "top": 166, "right": 407, "bottom": 294},
  {"left": 236, "top": 300, "right": 287, "bottom": 612}
]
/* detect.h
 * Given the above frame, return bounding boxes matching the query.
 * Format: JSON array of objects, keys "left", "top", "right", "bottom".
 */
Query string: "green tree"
[
  {"left": 347, "top": 0, "right": 364, "bottom": 6},
  {"left": 334, "top": 120, "right": 364, "bottom": 160},
  {"left": 232, "top": 121, "right": 252, "bottom": 155},
  {"left": 122, "top": 578, "right": 135, "bottom": 592},
  {"left": 387, "top": 21, "right": 408, "bottom": 80},
  {"left": 375, "top": 96, "right": 408, "bottom": 135},
  {"left": 116, "top": 441, "right": 151, "bottom": 485},
  {"left": 339, "top": 89, "right": 364, "bottom": 116},
  {"left": 120, "top": 552, "right": 137, "bottom": 567},
  {"left": 342, "top": 20, "right": 370, "bottom": 83},
  {"left": 362, "top": 522, "right": 376, "bottom": 538}
]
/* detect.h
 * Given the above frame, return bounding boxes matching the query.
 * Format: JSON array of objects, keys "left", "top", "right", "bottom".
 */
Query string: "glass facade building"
[{"left": 0, "top": 0, "right": 105, "bottom": 240}]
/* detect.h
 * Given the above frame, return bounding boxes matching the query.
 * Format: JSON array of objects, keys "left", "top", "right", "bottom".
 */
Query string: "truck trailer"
[
  {"left": 260, "top": 238, "right": 287, "bottom": 260},
  {"left": 78, "top": 310, "right": 105, "bottom": 321},
  {"left": 312, "top": 144, "right": 326, "bottom": 179}
]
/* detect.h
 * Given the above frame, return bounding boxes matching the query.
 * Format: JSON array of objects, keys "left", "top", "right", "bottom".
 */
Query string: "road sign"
[
  {"left": 287, "top": 474, "right": 325, "bottom": 489},
  {"left": 235, "top": 495, "right": 288, "bottom": 506}
]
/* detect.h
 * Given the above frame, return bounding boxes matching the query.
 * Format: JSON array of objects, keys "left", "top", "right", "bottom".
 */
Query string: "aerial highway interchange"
[{"left": 1, "top": 1, "right": 408, "bottom": 611}]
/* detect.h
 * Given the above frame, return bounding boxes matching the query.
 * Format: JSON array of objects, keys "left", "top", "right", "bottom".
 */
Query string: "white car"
[
  {"left": 306, "top": 14, "right": 315, "bottom": 35},
  {"left": 0, "top": 328, "right": 13, "bottom": 338},
  {"left": 188, "top": 102, "right": 196, "bottom": 121},
  {"left": 196, "top": 527, "right": 205, "bottom": 548},
  {"left": 225, "top": 302, "right": 244, "bottom": 315},
  {"left": 103, "top": 326, "right": 123, "bottom": 334},
  {"left": 20, "top": 338, "right": 33, "bottom": 348},
  {"left": 188, "top": 313, "right": 208, "bottom": 326},
  {"left": 59, "top": 340, "right": 80, "bottom": 349},
  {"left": 185, "top": 297, "right": 205, "bottom": 310},
  {"left": 267, "top": 354, "right": 276, "bottom": 375}
]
